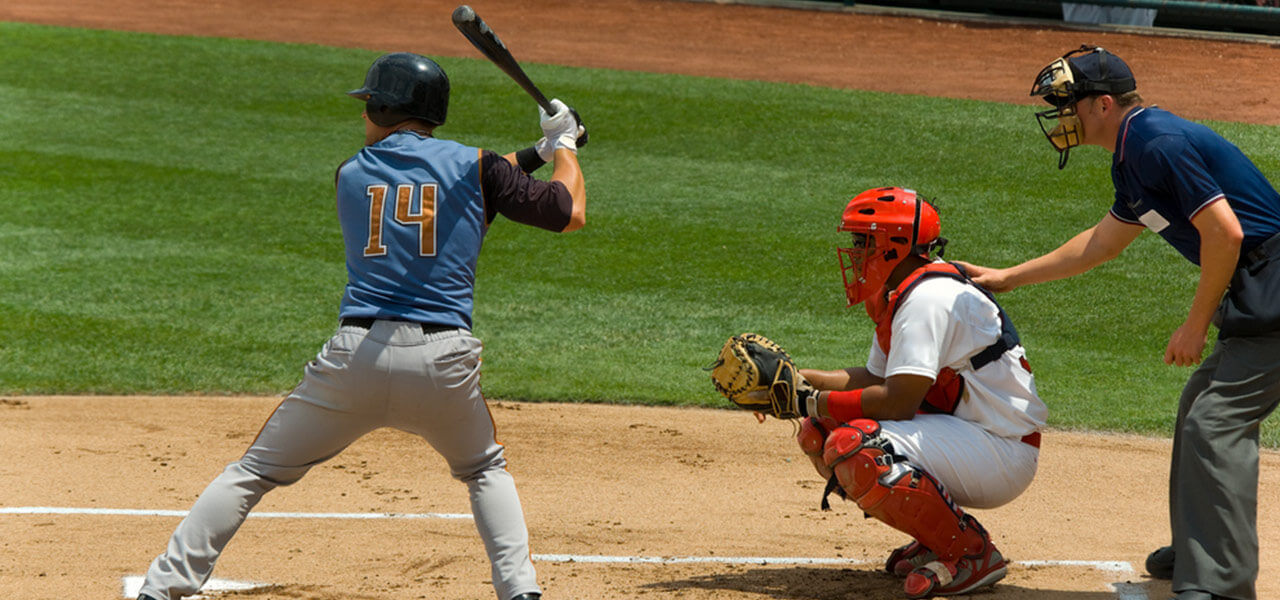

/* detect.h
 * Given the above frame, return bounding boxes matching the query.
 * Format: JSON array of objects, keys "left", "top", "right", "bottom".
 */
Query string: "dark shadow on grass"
[{"left": 639, "top": 565, "right": 1126, "bottom": 600}]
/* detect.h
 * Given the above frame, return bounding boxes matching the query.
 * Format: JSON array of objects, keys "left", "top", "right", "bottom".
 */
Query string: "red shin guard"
[{"left": 821, "top": 419, "right": 988, "bottom": 562}]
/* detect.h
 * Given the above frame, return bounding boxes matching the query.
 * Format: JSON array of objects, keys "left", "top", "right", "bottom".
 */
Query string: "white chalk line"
[
  {"left": 534, "top": 553, "right": 876, "bottom": 565},
  {"left": 533, "top": 554, "right": 1149, "bottom": 599},
  {"left": 534, "top": 553, "right": 1135, "bottom": 571},
  {"left": 1, "top": 505, "right": 472, "bottom": 519},
  {"left": 9, "top": 507, "right": 1145, "bottom": 600}
]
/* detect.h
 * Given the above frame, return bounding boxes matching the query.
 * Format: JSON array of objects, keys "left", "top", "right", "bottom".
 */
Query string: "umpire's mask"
[{"left": 1030, "top": 45, "right": 1136, "bottom": 170}]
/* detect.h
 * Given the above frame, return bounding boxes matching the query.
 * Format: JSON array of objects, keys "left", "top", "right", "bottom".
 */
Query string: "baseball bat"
[{"left": 451, "top": 5, "right": 554, "bottom": 114}]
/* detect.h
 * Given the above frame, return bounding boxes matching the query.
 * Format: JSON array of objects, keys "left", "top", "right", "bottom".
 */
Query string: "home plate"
[{"left": 123, "top": 575, "right": 268, "bottom": 598}]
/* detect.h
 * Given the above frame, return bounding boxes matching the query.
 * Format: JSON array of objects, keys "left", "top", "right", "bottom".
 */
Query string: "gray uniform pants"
[
  {"left": 1171, "top": 331, "right": 1280, "bottom": 600},
  {"left": 140, "top": 320, "right": 539, "bottom": 600}
]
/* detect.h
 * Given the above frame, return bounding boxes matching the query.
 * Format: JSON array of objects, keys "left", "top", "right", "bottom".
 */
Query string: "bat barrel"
[
  {"left": 451, "top": 5, "right": 476, "bottom": 25},
  {"left": 452, "top": 4, "right": 556, "bottom": 115}
]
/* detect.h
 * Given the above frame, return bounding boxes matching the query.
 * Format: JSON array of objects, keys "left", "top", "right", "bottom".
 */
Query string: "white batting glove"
[
  {"left": 533, "top": 124, "right": 587, "bottom": 162},
  {"left": 539, "top": 99, "right": 579, "bottom": 155}
]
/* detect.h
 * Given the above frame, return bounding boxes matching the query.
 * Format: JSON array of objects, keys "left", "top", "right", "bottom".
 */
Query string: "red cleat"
[
  {"left": 903, "top": 539, "right": 1007, "bottom": 598},
  {"left": 885, "top": 540, "right": 938, "bottom": 578}
]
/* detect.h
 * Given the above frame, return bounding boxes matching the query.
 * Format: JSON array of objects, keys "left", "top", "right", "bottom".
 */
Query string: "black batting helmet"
[{"left": 348, "top": 52, "right": 449, "bottom": 127}]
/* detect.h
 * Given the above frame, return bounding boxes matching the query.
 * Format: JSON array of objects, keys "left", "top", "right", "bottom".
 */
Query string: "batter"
[{"left": 137, "top": 52, "right": 586, "bottom": 600}]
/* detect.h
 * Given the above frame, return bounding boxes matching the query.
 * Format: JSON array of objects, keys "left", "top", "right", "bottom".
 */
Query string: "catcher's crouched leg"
[
  {"left": 821, "top": 419, "right": 1007, "bottom": 598},
  {"left": 797, "top": 416, "right": 840, "bottom": 480}
]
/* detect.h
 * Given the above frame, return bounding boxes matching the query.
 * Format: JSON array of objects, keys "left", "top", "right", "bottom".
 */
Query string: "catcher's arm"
[
  {"left": 805, "top": 374, "right": 934, "bottom": 422},
  {"left": 799, "top": 367, "right": 883, "bottom": 392}
]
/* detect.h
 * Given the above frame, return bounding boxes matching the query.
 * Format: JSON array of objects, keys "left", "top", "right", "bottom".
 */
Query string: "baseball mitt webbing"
[{"left": 709, "top": 333, "right": 803, "bottom": 420}]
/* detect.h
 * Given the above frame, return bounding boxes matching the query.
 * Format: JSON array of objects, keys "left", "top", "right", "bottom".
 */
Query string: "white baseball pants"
[{"left": 139, "top": 320, "right": 538, "bottom": 600}]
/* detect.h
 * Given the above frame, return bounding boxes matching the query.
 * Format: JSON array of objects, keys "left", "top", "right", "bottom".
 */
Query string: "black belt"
[
  {"left": 340, "top": 317, "right": 454, "bottom": 334},
  {"left": 1240, "top": 231, "right": 1280, "bottom": 271}
]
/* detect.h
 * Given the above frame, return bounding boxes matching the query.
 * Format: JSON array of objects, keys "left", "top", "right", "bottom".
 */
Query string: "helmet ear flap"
[{"left": 363, "top": 97, "right": 404, "bottom": 128}]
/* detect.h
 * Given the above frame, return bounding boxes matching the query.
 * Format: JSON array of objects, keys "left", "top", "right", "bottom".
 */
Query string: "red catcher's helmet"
[{"left": 837, "top": 187, "right": 946, "bottom": 306}]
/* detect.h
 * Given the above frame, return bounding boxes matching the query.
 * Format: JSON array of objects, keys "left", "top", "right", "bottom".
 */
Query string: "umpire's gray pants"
[
  {"left": 1171, "top": 331, "right": 1280, "bottom": 600},
  {"left": 140, "top": 320, "right": 539, "bottom": 600}
]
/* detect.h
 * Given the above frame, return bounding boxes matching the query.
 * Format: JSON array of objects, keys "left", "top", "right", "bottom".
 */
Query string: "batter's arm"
[
  {"left": 1165, "top": 199, "right": 1242, "bottom": 366},
  {"left": 490, "top": 148, "right": 583, "bottom": 231},
  {"left": 958, "top": 213, "right": 1143, "bottom": 293},
  {"left": 551, "top": 149, "right": 585, "bottom": 232}
]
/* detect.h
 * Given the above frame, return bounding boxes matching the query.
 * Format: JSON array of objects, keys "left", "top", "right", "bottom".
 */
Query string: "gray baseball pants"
[
  {"left": 1170, "top": 330, "right": 1280, "bottom": 600},
  {"left": 139, "top": 320, "right": 539, "bottom": 600}
]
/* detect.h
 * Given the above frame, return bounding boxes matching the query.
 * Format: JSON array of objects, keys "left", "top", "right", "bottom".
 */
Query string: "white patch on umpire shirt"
[{"left": 1137, "top": 209, "right": 1170, "bottom": 232}]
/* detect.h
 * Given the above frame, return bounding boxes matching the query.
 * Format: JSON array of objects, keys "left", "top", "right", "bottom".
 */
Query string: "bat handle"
[{"left": 533, "top": 93, "right": 555, "bottom": 115}]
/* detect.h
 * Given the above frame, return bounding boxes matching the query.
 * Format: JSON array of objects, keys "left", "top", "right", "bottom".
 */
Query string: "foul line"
[
  {"left": 533, "top": 553, "right": 1148, "bottom": 600},
  {"left": 14, "top": 507, "right": 1146, "bottom": 600},
  {"left": 0, "top": 506, "right": 472, "bottom": 520},
  {"left": 533, "top": 553, "right": 1132, "bottom": 571},
  {"left": 534, "top": 553, "right": 875, "bottom": 565}
]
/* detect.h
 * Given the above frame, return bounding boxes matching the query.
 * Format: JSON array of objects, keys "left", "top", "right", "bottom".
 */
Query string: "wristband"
[
  {"left": 514, "top": 146, "right": 547, "bottom": 174},
  {"left": 826, "top": 389, "right": 865, "bottom": 421}
]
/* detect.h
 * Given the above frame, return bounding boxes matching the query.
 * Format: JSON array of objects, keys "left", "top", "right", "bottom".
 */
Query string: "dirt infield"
[
  {"left": 0, "top": 397, "right": 1277, "bottom": 599},
  {"left": 2, "top": 0, "right": 1279, "bottom": 598},
  {"left": 3, "top": 0, "right": 1280, "bottom": 125}
]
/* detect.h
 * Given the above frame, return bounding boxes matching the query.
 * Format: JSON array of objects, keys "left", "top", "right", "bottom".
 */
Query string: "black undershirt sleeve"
[{"left": 480, "top": 150, "right": 573, "bottom": 232}]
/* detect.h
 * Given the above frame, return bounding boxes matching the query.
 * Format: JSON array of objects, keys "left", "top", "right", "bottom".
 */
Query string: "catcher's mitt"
[{"left": 708, "top": 333, "right": 809, "bottom": 419}]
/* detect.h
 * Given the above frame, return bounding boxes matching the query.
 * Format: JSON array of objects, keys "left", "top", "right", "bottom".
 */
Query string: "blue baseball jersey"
[
  {"left": 334, "top": 131, "right": 572, "bottom": 329},
  {"left": 1109, "top": 107, "right": 1280, "bottom": 265}
]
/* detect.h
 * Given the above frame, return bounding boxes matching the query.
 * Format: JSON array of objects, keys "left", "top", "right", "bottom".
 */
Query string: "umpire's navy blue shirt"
[{"left": 1109, "top": 107, "right": 1280, "bottom": 265}]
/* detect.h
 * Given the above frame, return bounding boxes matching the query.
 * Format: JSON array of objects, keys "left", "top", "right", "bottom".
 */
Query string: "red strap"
[
  {"left": 1020, "top": 431, "right": 1042, "bottom": 448},
  {"left": 826, "top": 389, "right": 865, "bottom": 422},
  {"left": 869, "top": 262, "right": 967, "bottom": 356}
]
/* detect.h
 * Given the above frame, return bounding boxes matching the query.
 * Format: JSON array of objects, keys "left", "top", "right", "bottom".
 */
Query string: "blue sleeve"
[
  {"left": 1110, "top": 188, "right": 1140, "bottom": 224},
  {"left": 1139, "top": 135, "right": 1225, "bottom": 220}
]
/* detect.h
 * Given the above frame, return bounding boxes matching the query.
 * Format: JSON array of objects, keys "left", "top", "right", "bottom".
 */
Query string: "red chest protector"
[{"left": 863, "top": 262, "right": 1022, "bottom": 415}]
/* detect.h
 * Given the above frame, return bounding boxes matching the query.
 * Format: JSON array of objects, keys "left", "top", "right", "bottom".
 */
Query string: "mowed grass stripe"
[{"left": 1, "top": 22, "right": 1275, "bottom": 444}]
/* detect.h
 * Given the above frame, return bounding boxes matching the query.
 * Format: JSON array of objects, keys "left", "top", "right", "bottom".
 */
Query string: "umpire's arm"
[{"left": 1166, "top": 199, "right": 1242, "bottom": 366}]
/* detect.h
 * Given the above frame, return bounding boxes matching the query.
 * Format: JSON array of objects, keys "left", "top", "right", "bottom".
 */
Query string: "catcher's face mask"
[
  {"left": 836, "top": 187, "right": 945, "bottom": 306},
  {"left": 838, "top": 232, "right": 884, "bottom": 306}
]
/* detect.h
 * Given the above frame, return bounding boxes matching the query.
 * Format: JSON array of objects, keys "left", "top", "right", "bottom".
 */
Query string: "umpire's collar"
[{"left": 1115, "top": 106, "right": 1149, "bottom": 164}]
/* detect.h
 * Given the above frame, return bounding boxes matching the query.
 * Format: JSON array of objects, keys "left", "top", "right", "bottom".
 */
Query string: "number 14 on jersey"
[{"left": 363, "top": 183, "right": 438, "bottom": 257}]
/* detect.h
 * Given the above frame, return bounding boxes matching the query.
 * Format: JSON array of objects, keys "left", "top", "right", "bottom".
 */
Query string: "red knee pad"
[
  {"left": 821, "top": 419, "right": 890, "bottom": 500},
  {"left": 798, "top": 417, "right": 840, "bottom": 480},
  {"left": 820, "top": 419, "right": 883, "bottom": 468},
  {"left": 797, "top": 416, "right": 840, "bottom": 456},
  {"left": 822, "top": 419, "right": 988, "bottom": 561}
]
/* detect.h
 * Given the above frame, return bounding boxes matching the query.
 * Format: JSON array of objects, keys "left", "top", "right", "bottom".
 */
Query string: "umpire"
[{"left": 961, "top": 46, "right": 1280, "bottom": 600}]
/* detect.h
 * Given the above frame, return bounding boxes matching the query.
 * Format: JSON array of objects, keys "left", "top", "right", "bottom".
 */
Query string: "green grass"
[{"left": 1, "top": 22, "right": 1277, "bottom": 445}]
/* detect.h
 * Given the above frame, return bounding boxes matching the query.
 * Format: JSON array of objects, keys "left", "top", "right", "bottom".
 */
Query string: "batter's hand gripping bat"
[{"left": 451, "top": 5, "right": 555, "bottom": 115}]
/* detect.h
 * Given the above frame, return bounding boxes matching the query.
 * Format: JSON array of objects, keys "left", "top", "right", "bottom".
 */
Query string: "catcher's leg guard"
[
  {"left": 820, "top": 419, "right": 988, "bottom": 562},
  {"left": 797, "top": 416, "right": 840, "bottom": 480}
]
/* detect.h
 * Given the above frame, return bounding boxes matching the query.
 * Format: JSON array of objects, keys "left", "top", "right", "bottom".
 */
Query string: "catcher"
[{"left": 711, "top": 187, "right": 1047, "bottom": 599}]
